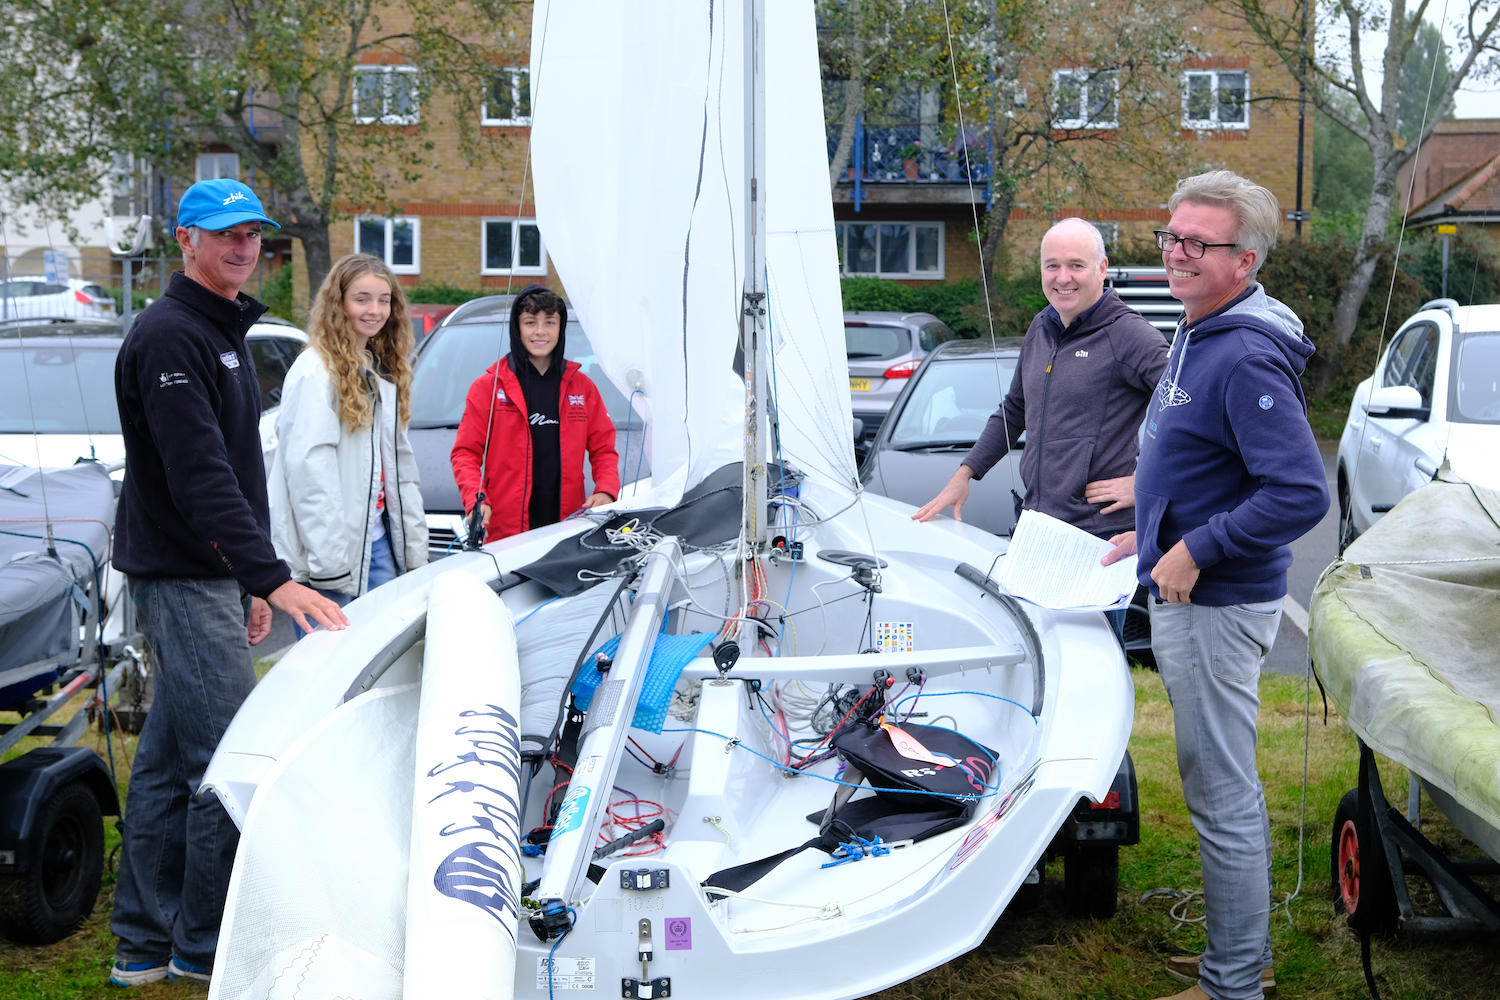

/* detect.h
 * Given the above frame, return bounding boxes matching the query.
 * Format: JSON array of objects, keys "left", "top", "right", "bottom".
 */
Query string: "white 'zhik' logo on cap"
[{"left": 221, "top": 191, "right": 248, "bottom": 205}]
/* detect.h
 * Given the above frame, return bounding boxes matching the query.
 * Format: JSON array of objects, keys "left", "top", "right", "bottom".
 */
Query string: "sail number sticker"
[
  {"left": 553, "top": 785, "right": 591, "bottom": 837},
  {"left": 538, "top": 956, "right": 595, "bottom": 991}
]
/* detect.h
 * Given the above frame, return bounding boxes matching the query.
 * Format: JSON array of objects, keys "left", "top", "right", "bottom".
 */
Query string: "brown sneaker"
[
  {"left": 1165, "top": 956, "right": 1276, "bottom": 997},
  {"left": 1153, "top": 986, "right": 1212, "bottom": 1000}
]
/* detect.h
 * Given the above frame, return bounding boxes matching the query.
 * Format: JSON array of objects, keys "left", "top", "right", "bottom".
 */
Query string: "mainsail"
[{"left": 531, "top": 0, "right": 857, "bottom": 506}]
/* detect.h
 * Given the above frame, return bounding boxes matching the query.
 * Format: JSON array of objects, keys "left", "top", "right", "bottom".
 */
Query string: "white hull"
[{"left": 205, "top": 488, "right": 1133, "bottom": 1000}]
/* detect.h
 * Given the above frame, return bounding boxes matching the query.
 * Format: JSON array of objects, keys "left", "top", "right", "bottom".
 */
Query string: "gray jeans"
[
  {"left": 1151, "top": 598, "right": 1282, "bottom": 1000},
  {"left": 112, "top": 576, "right": 258, "bottom": 969}
]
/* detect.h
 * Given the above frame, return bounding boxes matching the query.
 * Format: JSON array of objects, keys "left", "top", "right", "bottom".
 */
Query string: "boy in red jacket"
[{"left": 452, "top": 285, "right": 620, "bottom": 541}]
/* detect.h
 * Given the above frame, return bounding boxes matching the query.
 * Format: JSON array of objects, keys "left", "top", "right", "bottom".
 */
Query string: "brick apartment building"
[
  {"left": 1398, "top": 119, "right": 1500, "bottom": 236},
  {"left": 827, "top": 9, "right": 1313, "bottom": 284},
  {"left": 281, "top": 4, "right": 1312, "bottom": 305},
  {"left": 289, "top": 52, "right": 542, "bottom": 311}
]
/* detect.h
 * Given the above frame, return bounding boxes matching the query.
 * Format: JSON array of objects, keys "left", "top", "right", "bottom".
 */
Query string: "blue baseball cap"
[{"left": 176, "top": 179, "right": 281, "bottom": 231}]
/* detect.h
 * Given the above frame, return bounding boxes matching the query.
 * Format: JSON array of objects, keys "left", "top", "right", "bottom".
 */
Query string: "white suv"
[{"left": 1336, "top": 299, "right": 1500, "bottom": 551}]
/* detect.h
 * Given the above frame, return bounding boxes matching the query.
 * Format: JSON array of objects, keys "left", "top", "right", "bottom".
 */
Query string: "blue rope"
[
  {"left": 888, "top": 689, "right": 1040, "bottom": 725},
  {"left": 777, "top": 506, "right": 798, "bottom": 656},
  {"left": 620, "top": 388, "right": 643, "bottom": 488},
  {"left": 546, "top": 906, "right": 578, "bottom": 1000},
  {"left": 516, "top": 595, "right": 561, "bottom": 628}
]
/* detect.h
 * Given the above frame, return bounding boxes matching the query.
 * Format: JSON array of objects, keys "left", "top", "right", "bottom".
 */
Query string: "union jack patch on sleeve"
[{"left": 568, "top": 394, "right": 586, "bottom": 406}]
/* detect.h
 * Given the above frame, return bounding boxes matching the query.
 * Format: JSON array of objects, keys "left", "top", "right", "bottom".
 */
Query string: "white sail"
[
  {"left": 763, "top": 0, "right": 859, "bottom": 494},
  {"left": 531, "top": 0, "right": 745, "bottom": 505},
  {"left": 208, "top": 684, "right": 417, "bottom": 1000},
  {"left": 532, "top": 0, "right": 856, "bottom": 504}
]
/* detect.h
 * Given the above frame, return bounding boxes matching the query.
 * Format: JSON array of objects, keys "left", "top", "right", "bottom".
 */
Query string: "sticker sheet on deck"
[{"left": 873, "top": 622, "right": 914, "bottom": 653}]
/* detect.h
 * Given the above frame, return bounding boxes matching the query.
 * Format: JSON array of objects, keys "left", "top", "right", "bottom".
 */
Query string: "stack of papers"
[{"left": 993, "top": 510, "right": 1138, "bottom": 611}]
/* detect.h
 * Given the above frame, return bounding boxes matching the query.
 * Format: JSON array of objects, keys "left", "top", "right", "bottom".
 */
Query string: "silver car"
[
  {"left": 845, "top": 310, "right": 955, "bottom": 451},
  {"left": 861, "top": 336, "right": 1152, "bottom": 653},
  {"left": 859, "top": 337, "right": 1024, "bottom": 536}
]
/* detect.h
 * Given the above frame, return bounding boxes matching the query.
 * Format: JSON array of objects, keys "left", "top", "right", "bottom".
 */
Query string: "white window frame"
[
  {"left": 1051, "top": 68, "right": 1118, "bottom": 130},
  {"left": 479, "top": 217, "right": 547, "bottom": 275},
  {"left": 353, "top": 65, "right": 420, "bottom": 125},
  {"left": 835, "top": 221, "right": 946, "bottom": 280},
  {"left": 354, "top": 216, "right": 421, "bottom": 274},
  {"left": 196, "top": 152, "right": 240, "bottom": 181},
  {"left": 1181, "top": 69, "right": 1249, "bottom": 130},
  {"left": 481, "top": 67, "right": 531, "bottom": 126}
]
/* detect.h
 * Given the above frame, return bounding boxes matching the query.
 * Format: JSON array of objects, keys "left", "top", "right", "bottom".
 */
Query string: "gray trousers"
[{"left": 1150, "top": 598, "right": 1282, "bottom": 1000}]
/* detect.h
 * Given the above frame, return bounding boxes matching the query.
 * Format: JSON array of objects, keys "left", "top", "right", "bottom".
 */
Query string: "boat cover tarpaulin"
[
  {"left": 0, "top": 464, "right": 113, "bottom": 695},
  {"left": 1310, "top": 469, "right": 1500, "bottom": 835}
]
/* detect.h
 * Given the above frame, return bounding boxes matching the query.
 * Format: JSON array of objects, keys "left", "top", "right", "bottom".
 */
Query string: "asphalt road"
[{"left": 1262, "top": 443, "right": 1339, "bottom": 676}]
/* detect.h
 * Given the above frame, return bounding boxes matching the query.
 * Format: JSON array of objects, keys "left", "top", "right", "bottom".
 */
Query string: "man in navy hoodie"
[{"left": 1103, "top": 171, "right": 1328, "bottom": 1000}]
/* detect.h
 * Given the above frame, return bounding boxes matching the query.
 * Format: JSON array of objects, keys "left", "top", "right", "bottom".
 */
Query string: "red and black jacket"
[{"left": 451, "top": 357, "right": 620, "bottom": 542}]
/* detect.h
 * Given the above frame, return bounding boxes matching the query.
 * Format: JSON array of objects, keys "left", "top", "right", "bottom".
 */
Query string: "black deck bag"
[
  {"left": 702, "top": 719, "right": 997, "bottom": 899},
  {"left": 809, "top": 719, "right": 998, "bottom": 843}
]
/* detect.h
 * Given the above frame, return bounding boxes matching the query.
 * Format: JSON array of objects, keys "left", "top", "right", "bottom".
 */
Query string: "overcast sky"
[{"left": 1322, "top": 8, "right": 1500, "bottom": 119}]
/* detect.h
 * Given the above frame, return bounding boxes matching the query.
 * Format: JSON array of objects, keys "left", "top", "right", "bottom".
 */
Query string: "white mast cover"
[{"left": 531, "top": 0, "right": 856, "bottom": 506}]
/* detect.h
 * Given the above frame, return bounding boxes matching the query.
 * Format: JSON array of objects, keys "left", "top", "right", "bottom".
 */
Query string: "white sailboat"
[{"left": 202, "top": 3, "right": 1137, "bottom": 998}]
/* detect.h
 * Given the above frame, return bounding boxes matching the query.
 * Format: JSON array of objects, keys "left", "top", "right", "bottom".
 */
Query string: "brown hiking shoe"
[{"left": 1165, "top": 956, "right": 1276, "bottom": 997}]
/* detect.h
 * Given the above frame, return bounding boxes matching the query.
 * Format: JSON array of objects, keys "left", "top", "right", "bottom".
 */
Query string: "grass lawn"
[{"left": 3, "top": 666, "right": 1497, "bottom": 998}]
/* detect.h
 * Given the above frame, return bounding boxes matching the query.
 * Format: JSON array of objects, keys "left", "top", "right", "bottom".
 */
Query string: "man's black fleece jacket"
[{"left": 113, "top": 272, "right": 291, "bottom": 598}]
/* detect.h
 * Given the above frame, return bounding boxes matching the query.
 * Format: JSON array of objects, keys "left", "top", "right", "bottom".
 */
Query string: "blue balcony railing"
[
  {"left": 828, "top": 118, "right": 989, "bottom": 210},
  {"left": 828, "top": 120, "right": 989, "bottom": 182}
]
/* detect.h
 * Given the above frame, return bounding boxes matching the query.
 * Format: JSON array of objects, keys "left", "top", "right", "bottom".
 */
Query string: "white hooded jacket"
[{"left": 268, "top": 348, "right": 428, "bottom": 595}]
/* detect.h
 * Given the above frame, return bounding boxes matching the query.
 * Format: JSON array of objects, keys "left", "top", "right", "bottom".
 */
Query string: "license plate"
[{"left": 849, "top": 377, "right": 871, "bottom": 391}]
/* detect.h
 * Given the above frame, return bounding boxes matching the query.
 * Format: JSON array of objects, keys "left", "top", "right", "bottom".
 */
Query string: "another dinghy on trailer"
[{"left": 203, "top": 3, "right": 1140, "bottom": 999}]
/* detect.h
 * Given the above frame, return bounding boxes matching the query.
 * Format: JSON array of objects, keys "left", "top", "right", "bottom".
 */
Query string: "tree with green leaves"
[
  {"left": 0, "top": 0, "right": 523, "bottom": 297},
  {"left": 821, "top": 0, "right": 1193, "bottom": 298},
  {"left": 1225, "top": 0, "right": 1499, "bottom": 394}
]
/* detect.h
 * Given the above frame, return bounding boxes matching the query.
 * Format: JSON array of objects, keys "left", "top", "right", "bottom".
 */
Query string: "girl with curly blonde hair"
[{"left": 268, "top": 253, "right": 428, "bottom": 631}]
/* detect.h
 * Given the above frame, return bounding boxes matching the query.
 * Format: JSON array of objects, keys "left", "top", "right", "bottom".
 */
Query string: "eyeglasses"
[{"left": 1154, "top": 230, "right": 1238, "bottom": 258}]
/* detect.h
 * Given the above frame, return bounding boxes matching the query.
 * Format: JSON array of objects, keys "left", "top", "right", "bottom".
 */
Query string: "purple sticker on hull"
[{"left": 665, "top": 917, "right": 691, "bottom": 950}]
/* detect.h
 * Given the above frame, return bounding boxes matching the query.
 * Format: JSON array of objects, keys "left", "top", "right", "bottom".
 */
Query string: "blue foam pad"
[{"left": 571, "top": 631, "right": 716, "bottom": 734}]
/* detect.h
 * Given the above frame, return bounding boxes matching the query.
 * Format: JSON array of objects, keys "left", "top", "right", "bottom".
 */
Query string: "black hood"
[{"left": 508, "top": 282, "right": 568, "bottom": 372}]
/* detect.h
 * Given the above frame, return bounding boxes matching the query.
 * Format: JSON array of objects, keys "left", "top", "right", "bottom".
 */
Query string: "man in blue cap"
[{"left": 109, "top": 179, "right": 349, "bottom": 987}]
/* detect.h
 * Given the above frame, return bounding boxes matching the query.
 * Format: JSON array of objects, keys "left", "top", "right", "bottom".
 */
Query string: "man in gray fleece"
[{"left": 914, "top": 217, "right": 1168, "bottom": 546}]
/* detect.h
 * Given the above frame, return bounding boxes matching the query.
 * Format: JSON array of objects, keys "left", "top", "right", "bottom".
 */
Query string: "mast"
[{"left": 740, "top": 0, "right": 769, "bottom": 560}]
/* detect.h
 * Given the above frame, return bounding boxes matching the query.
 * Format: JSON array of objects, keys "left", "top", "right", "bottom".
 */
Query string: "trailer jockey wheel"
[
  {"left": 1063, "top": 844, "right": 1119, "bottom": 919},
  {"left": 1331, "top": 788, "right": 1397, "bottom": 934},
  {"left": 0, "top": 780, "right": 104, "bottom": 944}
]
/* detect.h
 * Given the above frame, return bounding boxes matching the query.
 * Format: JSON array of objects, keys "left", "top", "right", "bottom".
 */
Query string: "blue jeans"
[
  {"left": 113, "top": 576, "right": 258, "bottom": 969},
  {"left": 1151, "top": 598, "right": 1283, "bottom": 1000},
  {"left": 293, "top": 532, "right": 398, "bottom": 640}
]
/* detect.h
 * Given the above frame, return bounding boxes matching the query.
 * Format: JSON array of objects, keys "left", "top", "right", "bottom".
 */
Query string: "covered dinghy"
[
  {"left": 0, "top": 463, "right": 114, "bottom": 707},
  {"left": 1310, "top": 466, "right": 1500, "bottom": 861}
]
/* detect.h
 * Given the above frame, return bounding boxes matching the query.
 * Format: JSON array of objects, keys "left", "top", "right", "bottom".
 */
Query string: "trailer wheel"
[
  {"left": 0, "top": 780, "right": 104, "bottom": 944},
  {"left": 1331, "top": 788, "right": 1397, "bottom": 934},
  {"left": 1063, "top": 845, "right": 1119, "bottom": 919}
]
